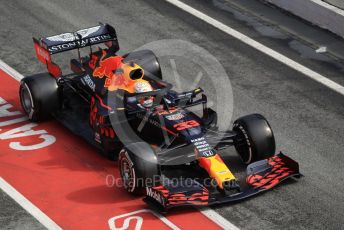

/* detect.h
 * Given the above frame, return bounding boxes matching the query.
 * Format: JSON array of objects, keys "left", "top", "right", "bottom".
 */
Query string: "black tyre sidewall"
[
  {"left": 233, "top": 114, "right": 276, "bottom": 164},
  {"left": 233, "top": 122, "right": 254, "bottom": 164},
  {"left": 118, "top": 148, "right": 159, "bottom": 195},
  {"left": 19, "top": 82, "right": 36, "bottom": 120},
  {"left": 123, "top": 50, "right": 162, "bottom": 80},
  {"left": 19, "top": 73, "right": 59, "bottom": 121},
  {"left": 118, "top": 149, "right": 139, "bottom": 194}
]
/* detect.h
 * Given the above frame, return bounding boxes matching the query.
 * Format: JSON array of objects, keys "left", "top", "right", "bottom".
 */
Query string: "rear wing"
[{"left": 33, "top": 23, "right": 119, "bottom": 77}]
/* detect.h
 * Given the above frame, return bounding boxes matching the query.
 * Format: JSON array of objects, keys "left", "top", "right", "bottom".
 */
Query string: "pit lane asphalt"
[
  {"left": 0, "top": 0, "right": 343, "bottom": 229},
  {"left": 0, "top": 190, "right": 46, "bottom": 230}
]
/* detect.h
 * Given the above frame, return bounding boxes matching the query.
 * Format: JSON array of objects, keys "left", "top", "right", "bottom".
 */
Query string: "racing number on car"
[
  {"left": 108, "top": 209, "right": 180, "bottom": 230},
  {"left": 173, "top": 120, "right": 200, "bottom": 131}
]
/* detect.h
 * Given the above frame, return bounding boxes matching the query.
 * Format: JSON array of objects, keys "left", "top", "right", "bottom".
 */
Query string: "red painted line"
[{"left": 0, "top": 69, "right": 222, "bottom": 229}]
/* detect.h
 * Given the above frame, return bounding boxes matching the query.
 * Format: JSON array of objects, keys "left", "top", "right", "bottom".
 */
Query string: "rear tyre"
[
  {"left": 233, "top": 114, "right": 275, "bottom": 164},
  {"left": 123, "top": 50, "right": 162, "bottom": 80},
  {"left": 118, "top": 147, "right": 159, "bottom": 194},
  {"left": 19, "top": 73, "right": 60, "bottom": 122}
]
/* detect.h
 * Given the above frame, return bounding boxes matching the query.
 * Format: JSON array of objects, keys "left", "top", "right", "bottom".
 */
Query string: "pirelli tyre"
[
  {"left": 118, "top": 145, "right": 159, "bottom": 194},
  {"left": 19, "top": 73, "right": 60, "bottom": 122},
  {"left": 233, "top": 114, "right": 276, "bottom": 164}
]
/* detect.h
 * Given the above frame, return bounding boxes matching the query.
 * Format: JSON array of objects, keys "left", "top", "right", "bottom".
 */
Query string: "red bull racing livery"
[{"left": 19, "top": 23, "right": 300, "bottom": 212}]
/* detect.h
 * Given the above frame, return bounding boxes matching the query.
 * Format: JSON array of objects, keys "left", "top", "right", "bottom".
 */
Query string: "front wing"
[{"left": 143, "top": 153, "right": 300, "bottom": 212}]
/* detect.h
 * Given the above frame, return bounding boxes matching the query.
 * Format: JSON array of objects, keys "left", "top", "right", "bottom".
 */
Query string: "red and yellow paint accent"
[
  {"left": 198, "top": 154, "right": 236, "bottom": 189},
  {"left": 152, "top": 185, "right": 209, "bottom": 206},
  {"left": 33, "top": 39, "right": 62, "bottom": 78},
  {"left": 246, "top": 155, "right": 293, "bottom": 189},
  {"left": 92, "top": 50, "right": 146, "bottom": 93},
  {"left": 89, "top": 96, "right": 116, "bottom": 139}
]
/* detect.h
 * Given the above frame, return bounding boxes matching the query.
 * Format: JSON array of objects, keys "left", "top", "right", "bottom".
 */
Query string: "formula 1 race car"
[{"left": 19, "top": 23, "right": 300, "bottom": 212}]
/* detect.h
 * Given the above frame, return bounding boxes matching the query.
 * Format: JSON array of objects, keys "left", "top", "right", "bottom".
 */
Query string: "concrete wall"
[{"left": 265, "top": 0, "right": 344, "bottom": 38}]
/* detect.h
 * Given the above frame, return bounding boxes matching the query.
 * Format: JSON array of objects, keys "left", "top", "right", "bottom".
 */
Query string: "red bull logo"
[{"left": 93, "top": 50, "right": 140, "bottom": 92}]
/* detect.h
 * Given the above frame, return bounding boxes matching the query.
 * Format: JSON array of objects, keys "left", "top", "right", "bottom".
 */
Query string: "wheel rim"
[
  {"left": 120, "top": 157, "right": 135, "bottom": 192},
  {"left": 20, "top": 84, "right": 33, "bottom": 114},
  {"left": 234, "top": 124, "right": 252, "bottom": 164}
]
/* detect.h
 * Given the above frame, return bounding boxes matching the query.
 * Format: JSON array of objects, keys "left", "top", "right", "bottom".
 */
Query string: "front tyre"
[
  {"left": 118, "top": 147, "right": 159, "bottom": 194},
  {"left": 233, "top": 114, "right": 276, "bottom": 164},
  {"left": 118, "top": 149, "right": 139, "bottom": 194}
]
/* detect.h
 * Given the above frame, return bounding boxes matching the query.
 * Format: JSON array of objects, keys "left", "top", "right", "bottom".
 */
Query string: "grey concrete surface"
[
  {"left": 0, "top": 191, "right": 46, "bottom": 230},
  {"left": 218, "top": 0, "right": 344, "bottom": 78},
  {"left": 264, "top": 0, "right": 344, "bottom": 39},
  {"left": 324, "top": 0, "right": 344, "bottom": 9},
  {"left": 0, "top": 0, "right": 343, "bottom": 229}
]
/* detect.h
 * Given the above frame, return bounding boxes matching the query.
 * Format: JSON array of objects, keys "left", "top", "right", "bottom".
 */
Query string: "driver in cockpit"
[{"left": 134, "top": 80, "right": 154, "bottom": 108}]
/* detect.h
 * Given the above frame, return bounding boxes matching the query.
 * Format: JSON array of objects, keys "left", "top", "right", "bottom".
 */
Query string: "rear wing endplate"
[{"left": 33, "top": 23, "right": 119, "bottom": 77}]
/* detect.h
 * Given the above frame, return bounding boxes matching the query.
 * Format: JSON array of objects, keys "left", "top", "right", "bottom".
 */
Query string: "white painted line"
[
  {"left": 310, "top": 0, "right": 344, "bottom": 15},
  {"left": 164, "top": 0, "right": 344, "bottom": 97},
  {"left": 0, "top": 62, "right": 61, "bottom": 229},
  {"left": 108, "top": 209, "right": 180, "bottom": 230},
  {"left": 0, "top": 177, "right": 62, "bottom": 230},
  {"left": 199, "top": 207, "right": 240, "bottom": 230},
  {"left": 0, "top": 59, "right": 24, "bottom": 80}
]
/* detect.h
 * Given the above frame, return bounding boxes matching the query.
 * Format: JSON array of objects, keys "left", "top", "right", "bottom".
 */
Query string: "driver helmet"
[{"left": 134, "top": 80, "right": 154, "bottom": 108}]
